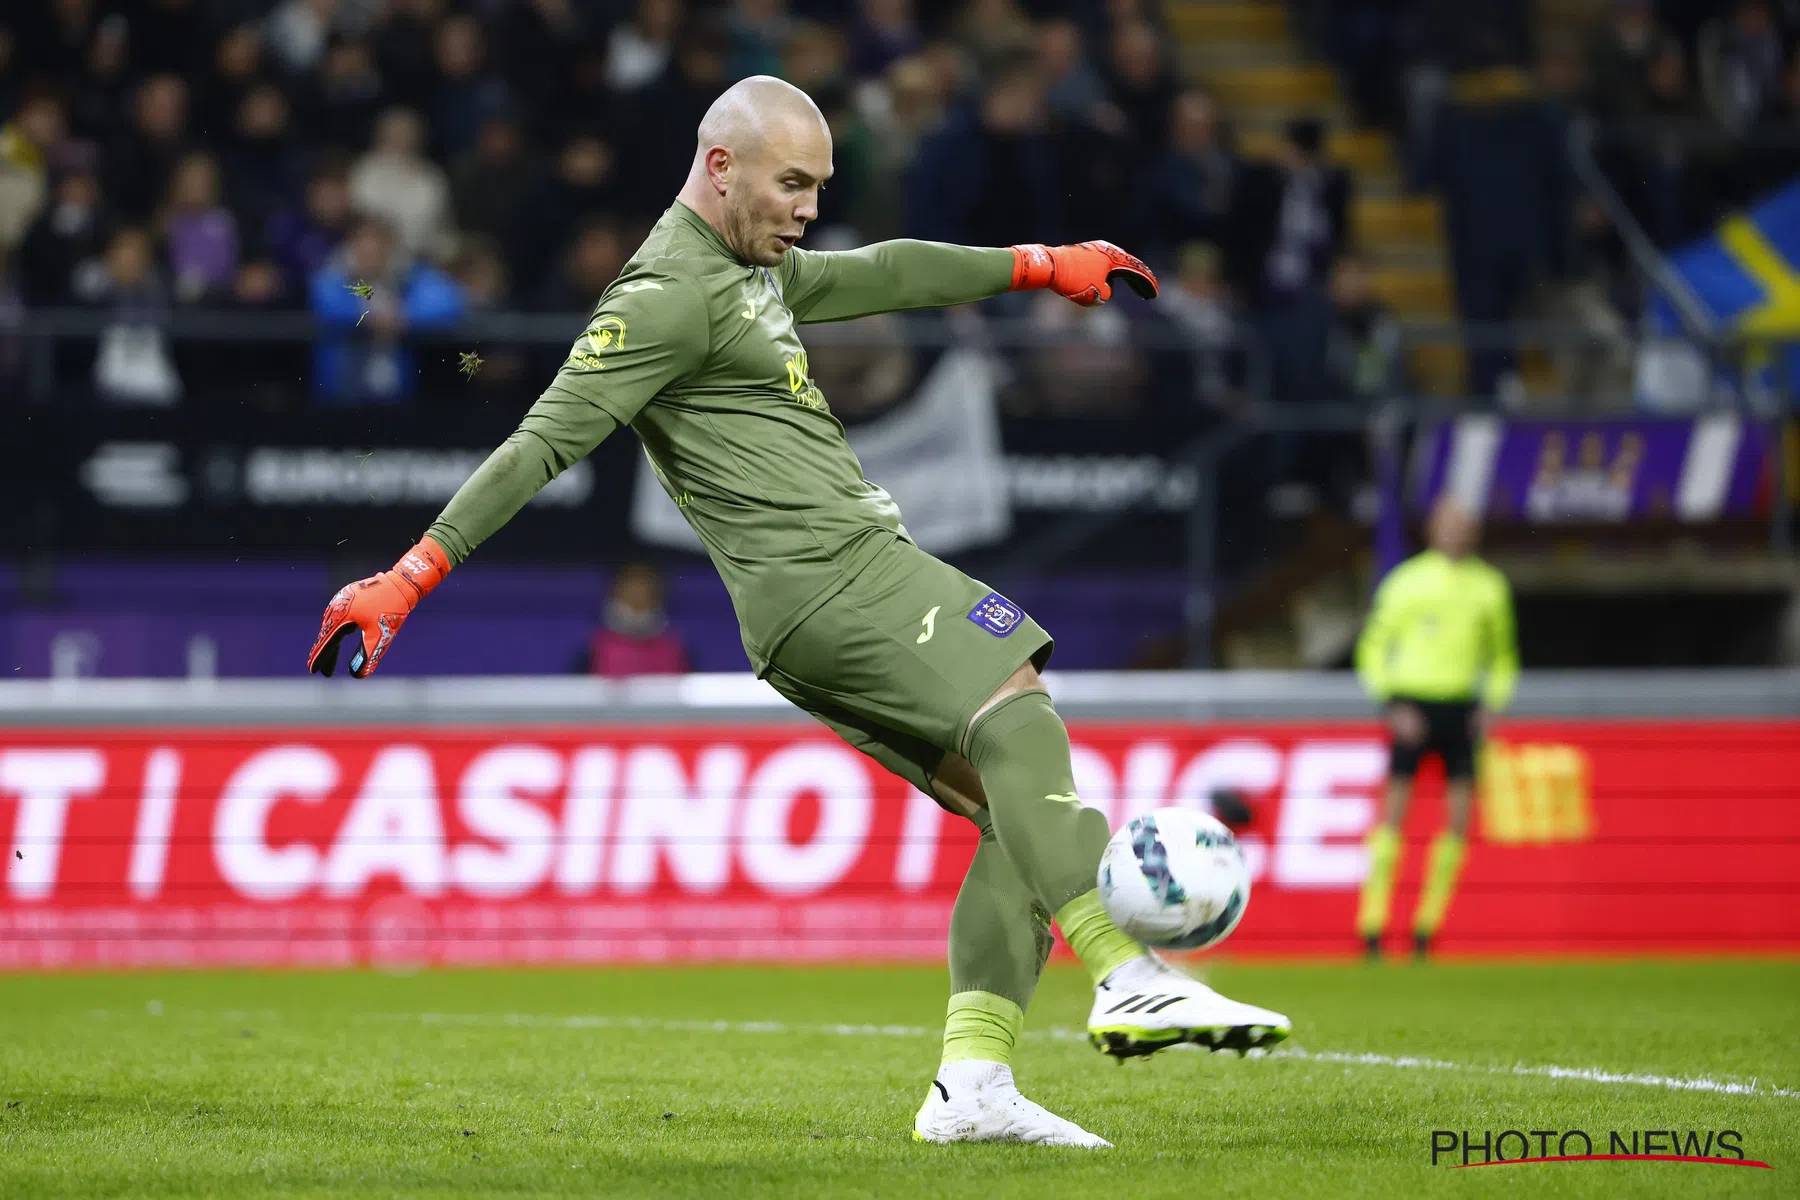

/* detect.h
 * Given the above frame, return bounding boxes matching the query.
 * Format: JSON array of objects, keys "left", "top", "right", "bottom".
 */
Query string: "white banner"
[{"left": 631, "top": 349, "right": 1011, "bottom": 555}]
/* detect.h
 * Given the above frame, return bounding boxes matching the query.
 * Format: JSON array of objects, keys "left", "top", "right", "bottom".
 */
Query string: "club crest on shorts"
[{"left": 967, "top": 592, "right": 1023, "bottom": 637}]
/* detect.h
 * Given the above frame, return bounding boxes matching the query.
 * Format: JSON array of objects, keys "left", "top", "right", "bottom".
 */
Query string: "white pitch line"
[
  {"left": 370, "top": 1011, "right": 1799, "bottom": 1102},
  {"left": 1271, "top": 1047, "right": 1800, "bottom": 1101}
]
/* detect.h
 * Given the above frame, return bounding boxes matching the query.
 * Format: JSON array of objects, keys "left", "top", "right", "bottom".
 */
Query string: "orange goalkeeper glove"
[
  {"left": 1008, "top": 241, "right": 1159, "bottom": 306},
  {"left": 306, "top": 536, "right": 451, "bottom": 678}
]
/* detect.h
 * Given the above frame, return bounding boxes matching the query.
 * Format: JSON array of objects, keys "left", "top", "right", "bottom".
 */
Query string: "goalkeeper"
[
  {"left": 1354, "top": 497, "right": 1518, "bottom": 959},
  {"left": 305, "top": 77, "right": 1288, "bottom": 1149}
]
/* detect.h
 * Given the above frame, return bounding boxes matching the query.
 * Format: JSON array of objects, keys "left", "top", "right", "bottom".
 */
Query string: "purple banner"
[{"left": 1409, "top": 417, "right": 1777, "bottom": 523}]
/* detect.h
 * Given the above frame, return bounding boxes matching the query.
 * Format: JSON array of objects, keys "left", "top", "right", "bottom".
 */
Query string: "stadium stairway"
[
  {"left": 1162, "top": 2, "right": 1412, "bottom": 666},
  {"left": 1168, "top": 0, "right": 1465, "bottom": 395}
]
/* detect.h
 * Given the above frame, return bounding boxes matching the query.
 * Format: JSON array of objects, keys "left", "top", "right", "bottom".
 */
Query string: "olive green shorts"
[{"left": 764, "top": 537, "right": 1053, "bottom": 801}]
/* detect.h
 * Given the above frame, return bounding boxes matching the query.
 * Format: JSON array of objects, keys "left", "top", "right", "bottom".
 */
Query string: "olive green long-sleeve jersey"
[
  {"left": 1354, "top": 549, "right": 1520, "bottom": 710},
  {"left": 425, "top": 202, "right": 1016, "bottom": 673}
]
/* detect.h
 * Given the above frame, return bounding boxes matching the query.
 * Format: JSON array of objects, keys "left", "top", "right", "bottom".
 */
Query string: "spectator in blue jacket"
[{"left": 309, "top": 215, "right": 465, "bottom": 405}]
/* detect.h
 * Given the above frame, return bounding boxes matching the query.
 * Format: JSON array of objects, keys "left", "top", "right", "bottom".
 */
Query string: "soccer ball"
[{"left": 1097, "top": 807, "right": 1250, "bottom": 950}]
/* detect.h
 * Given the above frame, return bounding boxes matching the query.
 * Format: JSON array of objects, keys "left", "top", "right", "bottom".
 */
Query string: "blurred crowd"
[
  {"left": 1312, "top": 0, "right": 1800, "bottom": 400},
  {"left": 0, "top": 0, "right": 1175, "bottom": 403},
  {"left": 0, "top": 0, "right": 1400, "bottom": 416},
  {"left": 1563, "top": 1, "right": 1800, "bottom": 311},
  {"left": 1316, "top": 0, "right": 1800, "bottom": 157},
  {"left": 0, "top": 0, "right": 1793, "bottom": 414}
]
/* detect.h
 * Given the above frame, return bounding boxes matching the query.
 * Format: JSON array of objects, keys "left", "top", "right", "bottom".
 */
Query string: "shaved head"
[
  {"left": 677, "top": 75, "right": 833, "bottom": 266},
  {"left": 696, "top": 75, "right": 828, "bottom": 157}
]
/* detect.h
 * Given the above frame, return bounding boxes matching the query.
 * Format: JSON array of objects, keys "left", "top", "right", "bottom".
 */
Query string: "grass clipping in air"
[{"left": 347, "top": 279, "right": 374, "bottom": 324}]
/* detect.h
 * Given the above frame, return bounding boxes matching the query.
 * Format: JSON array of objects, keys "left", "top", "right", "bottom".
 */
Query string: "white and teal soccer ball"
[{"left": 1097, "top": 808, "right": 1250, "bottom": 950}]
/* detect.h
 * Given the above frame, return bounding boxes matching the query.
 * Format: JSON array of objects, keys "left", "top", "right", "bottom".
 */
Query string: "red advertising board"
[{"left": 0, "top": 721, "right": 1795, "bottom": 968}]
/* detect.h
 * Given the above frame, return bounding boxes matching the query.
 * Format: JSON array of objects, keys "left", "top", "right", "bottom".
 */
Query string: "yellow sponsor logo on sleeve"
[{"left": 568, "top": 315, "right": 628, "bottom": 370}]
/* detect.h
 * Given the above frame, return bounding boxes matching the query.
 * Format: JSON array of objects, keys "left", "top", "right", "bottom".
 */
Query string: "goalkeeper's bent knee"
[{"left": 964, "top": 690, "right": 1112, "bottom": 915}]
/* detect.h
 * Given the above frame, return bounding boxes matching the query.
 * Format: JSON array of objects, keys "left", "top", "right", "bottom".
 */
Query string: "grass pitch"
[{"left": 0, "top": 959, "right": 1794, "bottom": 1198}]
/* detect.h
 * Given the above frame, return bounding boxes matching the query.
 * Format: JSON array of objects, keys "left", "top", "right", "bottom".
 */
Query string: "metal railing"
[
  {"left": 1, "top": 306, "right": 1269, "bottom": 406},
  {"left": 1568, "top": 117, "right": 1719, "bottom": 340}
]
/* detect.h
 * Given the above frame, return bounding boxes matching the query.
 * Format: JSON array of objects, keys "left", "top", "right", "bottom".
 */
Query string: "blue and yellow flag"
[{"left": 1651, "top": 178, "right": 1800, "bottom": 390}]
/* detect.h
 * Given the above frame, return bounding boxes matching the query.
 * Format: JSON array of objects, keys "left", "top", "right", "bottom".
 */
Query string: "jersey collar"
[{"left": 668, "top": 200, "right": 750, "bottom": 268}]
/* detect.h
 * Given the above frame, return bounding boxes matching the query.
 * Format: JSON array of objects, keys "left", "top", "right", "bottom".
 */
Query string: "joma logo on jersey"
[
  {"left": 569, "top": 316, "right": 628, "bottom": 370},
  {"left": 784, "top": 351, "right": 826, "bottom": 409},
  {"left": 1479, "top": 741, "right": 1594, "bottom": 844}
]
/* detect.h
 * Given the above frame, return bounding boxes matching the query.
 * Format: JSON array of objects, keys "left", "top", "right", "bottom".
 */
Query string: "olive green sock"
[
  {"left": 964, "top": 690, "right": 1146, "bottom": 984},
  {"left": 948, "top": 810, "right": 1054, "bottom": 1007}
]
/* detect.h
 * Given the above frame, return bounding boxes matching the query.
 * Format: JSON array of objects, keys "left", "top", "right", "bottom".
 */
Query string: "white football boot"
[
  {"left": 913, "top": 1061, "right": 1112, "bottom": 1148},
  {"left": 1088, "top": 953, "right": 1291, "bottom": 1059}
]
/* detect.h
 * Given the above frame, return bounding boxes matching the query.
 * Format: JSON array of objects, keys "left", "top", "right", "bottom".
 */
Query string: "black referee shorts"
[{"left": 1388, "top": 697, "right": 1479, "bottom": 782}]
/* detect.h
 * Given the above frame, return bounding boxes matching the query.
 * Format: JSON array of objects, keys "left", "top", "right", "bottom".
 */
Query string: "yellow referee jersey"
[{"left": 1354, "top": 550, "right": 1519, "bottom": 710}]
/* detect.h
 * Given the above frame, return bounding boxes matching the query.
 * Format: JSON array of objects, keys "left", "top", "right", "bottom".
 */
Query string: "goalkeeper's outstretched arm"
[
  {"left": 306, "top": 274, "right": 705, "bottom": 677},
  {"left": 304, "top": 387, "right": 624, "bottom": 677},
  {"left": 782, "top": 241, "right": 1158, "bottom": 324},
  {"left": 425, "top": 392, "right": 618, "bottom": 565}
]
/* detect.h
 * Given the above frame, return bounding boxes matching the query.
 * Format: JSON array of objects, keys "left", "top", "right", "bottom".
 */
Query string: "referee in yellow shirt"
[{"left": 1354, "top": 497, "right": 1518, "bottom": 959}]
